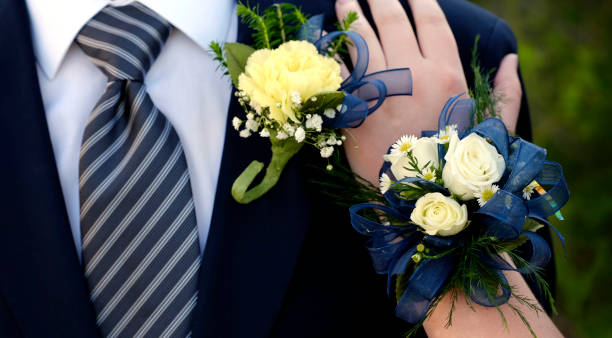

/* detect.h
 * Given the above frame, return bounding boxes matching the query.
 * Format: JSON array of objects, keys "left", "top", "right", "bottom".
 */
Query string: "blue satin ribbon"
[
  {"left": 350, "top": 94, "right": 570, "bottom": 324},
  {"left": 299, "top": 15, "right": 413, "bottom": 128}
]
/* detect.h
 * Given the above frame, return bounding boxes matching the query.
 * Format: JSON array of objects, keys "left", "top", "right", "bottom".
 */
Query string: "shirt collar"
[{"left": 26, "top": 0, "right": 235, "bottom": 79}]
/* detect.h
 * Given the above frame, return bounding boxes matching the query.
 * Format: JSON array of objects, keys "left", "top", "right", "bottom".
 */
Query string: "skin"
[{"left": 335, "top": 0, "right": 563, "bottom": 336}]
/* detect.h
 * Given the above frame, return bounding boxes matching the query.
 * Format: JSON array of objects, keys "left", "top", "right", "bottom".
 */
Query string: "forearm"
[{"left": 423, "top": 255, "right": 563, "bottom": 338}]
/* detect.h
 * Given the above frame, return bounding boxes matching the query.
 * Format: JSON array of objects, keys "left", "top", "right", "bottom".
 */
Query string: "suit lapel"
[
  {"left": 0, "top": 1, "right": 100, "bottom": 337},
  {"left": 190, "top": 1, "right": 335, "bottom": 337}
]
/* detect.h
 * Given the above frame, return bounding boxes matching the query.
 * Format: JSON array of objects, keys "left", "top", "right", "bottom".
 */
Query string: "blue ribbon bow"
[
  {"left": 299, "top": 14, "right": 413, "bottom": 128},
  {"left": 350, "top": 95, "right": 569, "bottom": 324}
]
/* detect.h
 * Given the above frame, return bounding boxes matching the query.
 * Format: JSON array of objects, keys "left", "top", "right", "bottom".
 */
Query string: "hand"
[{"left": 336, "top": 0, "right": 523, "bottom": 185}]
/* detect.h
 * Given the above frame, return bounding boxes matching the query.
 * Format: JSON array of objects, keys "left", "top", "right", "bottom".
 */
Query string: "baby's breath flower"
[
  {"left": 283, "top": 123, "right": 296, "bottom": 136},
  {"left": 276, "top": 131, "right": 289, "bottom": 140},
  {"left": 290, "top": 91, "right": 302, "bottom": 105},
  {"left": 246, "top": 113, "right": 255, "bottom": 120},
  {"left": 294, "top": 127, "right": 306, "bottom": 143},
  {"left": 324, "top": 108, "right": 336, "bottom": 119},
  {"left": 474, "top": 184, "right": 500, "bottom": 207},
  {"left": 259, "top": 129, "right": 270, "bottom": 137},
  {"left": 326, "top": 164, "right": 333, "bottom": 171},
  {"left": 523, "top": 185, "right": 534, "bottom": 200},
  {"left": 306, "top": 114, "right": 323, "bottom": 132},
  {"left": 232, "top": 117, "right": 242, "bottom": 131},
  {"left": 245, "top": 119, "right": 259, "bottom": 132},
  {"left": 239, "top": 129, "right": 251, "bottom": 138},
  {"left": 326, "top": 136, "right": 337, "bottom": 145},
  {"left": 320, "top": 146, "right": 334, "bottom": 158}
]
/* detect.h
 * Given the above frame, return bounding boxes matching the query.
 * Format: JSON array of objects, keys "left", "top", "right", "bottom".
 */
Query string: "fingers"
[
  {"left": 408, "top": 0, "right": 461, "bottom": 68},
  {"left": 493, "top": 54, "right": 521, "bottom": 133},
  {"left": 367, "top": 0, "right": 421, "bottom": 67},
  {"left": 336, "top": 0, "right": 386, "bottom": 73}
]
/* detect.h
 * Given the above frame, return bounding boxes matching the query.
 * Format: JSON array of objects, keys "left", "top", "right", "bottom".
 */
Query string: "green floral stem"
[{"left": 231, "top": 138, "right": 303, "bottom": 204}]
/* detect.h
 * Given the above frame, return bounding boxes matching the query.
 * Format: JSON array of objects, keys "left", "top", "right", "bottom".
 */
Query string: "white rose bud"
[
  {"left": 410, "top": 192, "right": 468, "bottom": 236},
  {"left": 388, "top": 137, "right": 439, "bottom": 180},
  {"left": 442, "top": 133, "right": 505, "bottom": 200}
]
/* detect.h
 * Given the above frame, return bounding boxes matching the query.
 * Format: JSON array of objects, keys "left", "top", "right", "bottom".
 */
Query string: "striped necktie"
[{"left": 76, "top": 3, "right": 200, "bottom": 337}]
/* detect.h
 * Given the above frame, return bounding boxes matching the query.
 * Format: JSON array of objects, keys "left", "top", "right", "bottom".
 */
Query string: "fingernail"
[
  {"left": 508, "top": 53, "right": 519, "bottom": 69},
  {"left": 336, "top": 0, "right": 353, "bottom": 5}
]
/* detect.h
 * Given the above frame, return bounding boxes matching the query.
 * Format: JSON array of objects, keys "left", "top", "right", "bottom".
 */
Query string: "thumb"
[{"left": 493, "top": 53, "right": 521, "bottom": 134}]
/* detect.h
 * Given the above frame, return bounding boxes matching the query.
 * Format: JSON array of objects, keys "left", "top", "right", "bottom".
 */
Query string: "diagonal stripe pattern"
[{"left": 76, "top": 3, "right": 200, "bottom": 337}]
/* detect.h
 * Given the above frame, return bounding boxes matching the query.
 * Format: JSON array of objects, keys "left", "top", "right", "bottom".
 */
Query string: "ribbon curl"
[
  {"left": 300, "top": 15, "right": 413, "bottom": 128},
  {"left": 350, "top": 95, "right": 570, "bottom": 324}
]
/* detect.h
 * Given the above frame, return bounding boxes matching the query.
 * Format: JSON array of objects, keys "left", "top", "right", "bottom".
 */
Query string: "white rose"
[
  {"left": 410, "top": 192, "right": 468, "bottom": 236},
  {"left": 386, "top": 137, "right": 439, "bottom": 180},
  {"left": 442, "top": 133, "right": 505, "bottom": 200}
]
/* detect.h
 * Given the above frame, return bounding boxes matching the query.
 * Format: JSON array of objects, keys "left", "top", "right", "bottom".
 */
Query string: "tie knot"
[{"left": 76, "top": 2, "right": 171, "bottom": 81}]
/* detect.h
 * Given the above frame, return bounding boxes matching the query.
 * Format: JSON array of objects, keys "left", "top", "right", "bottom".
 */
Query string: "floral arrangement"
[
  {"left": 331, "top": 57, "right": 570, "bottom": 336},
  {"left": 210, "top": 3, "right": 412, "bottom": 203}
]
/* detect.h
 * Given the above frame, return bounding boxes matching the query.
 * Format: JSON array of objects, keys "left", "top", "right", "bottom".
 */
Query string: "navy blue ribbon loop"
[
  {"left": 350, "top": 94, "right": 569, "bottom": 324},
  {"left": 299, "top": 16, "right": 413, "bottom": 128}
]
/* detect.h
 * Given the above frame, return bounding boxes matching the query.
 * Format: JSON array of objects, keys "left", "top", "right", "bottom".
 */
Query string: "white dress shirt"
[{"left": 25, "top": 0, "right": 238, "bottom": 259}]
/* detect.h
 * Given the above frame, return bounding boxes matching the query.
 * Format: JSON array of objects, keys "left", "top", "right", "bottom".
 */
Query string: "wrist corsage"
[{"left": 341, "top": 60, "right": 569, "bottom": 336}]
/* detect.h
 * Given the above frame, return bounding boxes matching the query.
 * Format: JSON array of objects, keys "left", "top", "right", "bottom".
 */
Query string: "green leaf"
[
  {"left": 499, "top": 233, "right": 530, "bottom": 251},
  {"left": 301, "top": 91, "right": 346, "bottom": 113},
  {"left": 522, "top": 218, "right": 545, "bottom": 232},
  {"left": 224, "top": 42, "right": 256, "bottom": 87}
]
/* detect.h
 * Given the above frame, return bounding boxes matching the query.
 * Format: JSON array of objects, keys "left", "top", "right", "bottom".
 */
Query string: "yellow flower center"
[
  {"left": 482, "top": 189, "right": 495, "bottom": 202},
  {"left": 400, "top": 142, "right": 412, "bottom": 152},
  {"left": 423, "top": 172, "right": 435, "bottom": 181}
]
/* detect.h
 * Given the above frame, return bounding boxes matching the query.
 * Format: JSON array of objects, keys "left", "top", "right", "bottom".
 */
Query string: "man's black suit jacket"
[{"left": 0, "top": 0, "right": 553, "bottom": 337}]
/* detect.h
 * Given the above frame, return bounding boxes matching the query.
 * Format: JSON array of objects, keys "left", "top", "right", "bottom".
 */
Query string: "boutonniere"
[
  {"left": 323, "top": 51, "right": 569, "bottom": 336},
  {"left": 210, "top": 2, "right": 412, "bottom": 203}
]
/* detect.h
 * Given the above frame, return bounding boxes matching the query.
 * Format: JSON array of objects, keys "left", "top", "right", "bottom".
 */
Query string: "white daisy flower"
[
  {"left": 435, "top": 124, "right": 458, "bottom": 144},
  {"left": 245, "top": 119, "right": 259, "bottom": 132},
  {"left": 232, "top": 117, "right": 242, "bottom": 131},
  {"left": 320, "top": 146, "right": 334, "bottom": 158},
  {"left": 294, "top": 127, "right": 306, "bottom": 143},
  {"left": 379, "top": 173, "right": 393, "bottom": 194},
  {"left": 390, "top": 135, "right": 418, "bottom": 155},
  {"left": 420, "top": 167, "right": 437, "bottom": 182},
  {"left": 324, "top": 108, "right": 336, "bottom": 119},
  {"left": 305, "top": 114, "right": 323, "bottom": 132},
  {"left": 259, "top": 129, "right": 270, "bottom": 137},
  {"left": 239, "top": 129, "right": 251, "bottom": 138},
  {"left": 523, "top": 185, "right": 535, "bottom": 200},
  {"left": 276, "top": 131, "right": 289, "bottom": 140},
  {"left": 473, "top": 184, "right": 500, "bottom": 207}
]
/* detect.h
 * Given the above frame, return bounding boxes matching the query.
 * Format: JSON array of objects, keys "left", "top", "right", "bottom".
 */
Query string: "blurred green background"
[{"left": 473, "top": 1, "right": 612, "bottom": 337}]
